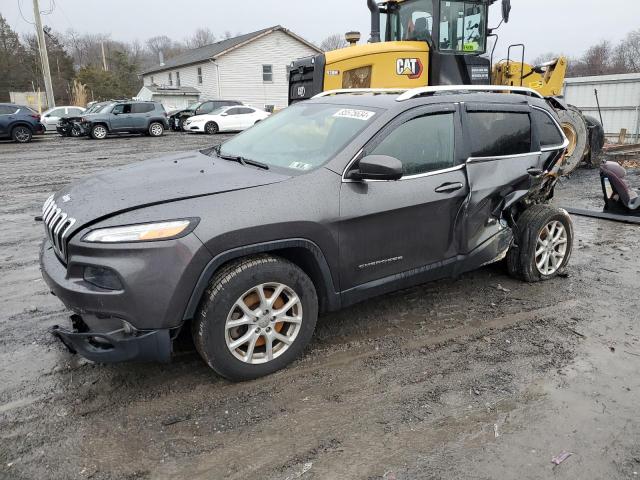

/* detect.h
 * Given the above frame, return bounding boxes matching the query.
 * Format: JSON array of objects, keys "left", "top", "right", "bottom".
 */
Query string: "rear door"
[
  {"left": 43, "top": 107, "right": 65, "bottom": 130},
  {"left": 460, "top": 103, "right": 541, "bottom": 253},
  {"left": 223, "top": 107, "right": 244, "bottom": 130},
  {"left": 339, "top": 104, "right": 468, "bottom": 293},
  {"left": 130, "top": 103, "right": 155, "bottom": 130}
]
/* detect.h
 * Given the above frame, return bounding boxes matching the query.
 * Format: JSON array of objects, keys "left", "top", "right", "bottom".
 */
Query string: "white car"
[
  {"left": 184, "top": 106, "right": 271, "bottom": 134},
  {"left": 41, "top": 106, "right": 86, "bottom": 132}
]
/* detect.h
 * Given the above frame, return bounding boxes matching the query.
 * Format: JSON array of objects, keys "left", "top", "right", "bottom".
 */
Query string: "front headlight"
[{"left": 83, "top": 219, "right": 196, "bottom": 243}]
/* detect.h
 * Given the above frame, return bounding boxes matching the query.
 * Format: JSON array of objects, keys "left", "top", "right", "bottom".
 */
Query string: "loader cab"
[{"left": 379, "top": 0, "right": 490, "bottom": 55}]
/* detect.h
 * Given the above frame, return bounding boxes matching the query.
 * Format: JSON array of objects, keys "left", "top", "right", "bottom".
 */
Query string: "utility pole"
[
  {"left": 32, "top": 0, "right": 55, "bottom": 108},
  {"left": 101, "top": 42, "right": 108, "bottom": 71}
]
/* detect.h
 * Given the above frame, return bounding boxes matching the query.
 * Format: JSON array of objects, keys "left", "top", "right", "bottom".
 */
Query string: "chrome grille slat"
[{"left": 42, "top": 197, "right": 77, "bottom": 263}]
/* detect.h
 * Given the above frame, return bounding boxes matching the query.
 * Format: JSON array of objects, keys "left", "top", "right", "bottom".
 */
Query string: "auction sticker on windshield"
[
  {"left": 333, "top": 109, "right": 376, "bottom": 121},
  {"left": 289, "top": 161, "right": 312, "bottom": 170}
]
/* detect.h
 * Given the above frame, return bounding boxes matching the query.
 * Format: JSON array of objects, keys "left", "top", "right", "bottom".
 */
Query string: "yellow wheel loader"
[{"left": 289, "top": 0, "right": 603, "bottom": 173}]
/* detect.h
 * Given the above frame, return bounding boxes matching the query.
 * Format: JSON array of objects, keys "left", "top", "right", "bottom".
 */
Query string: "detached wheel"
[
  {"left": 148, "top": 122, "right": 164, "bottom": 137},
  {"left": 556, "top": 106, "right": 588, "bottom": 175},
  {"left": 12, "top": 125, "right": 32, "bottom": 143},
  {"left": 90, "top": 124, "right": 108, "bottom": 140},
  {"left": 205, "top": 122, "right": 219, "bottom": 135},
  {"left": 192, "top": 255, "right": 318, "bottom": 381},
  {"left": 70, "top": 126, "right": 82, "bottom": 137},
  {"left": 507, "top": 205, "right": 573, "bottom": 282}
]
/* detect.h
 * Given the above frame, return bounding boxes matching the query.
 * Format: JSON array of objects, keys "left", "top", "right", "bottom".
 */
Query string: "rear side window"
[
  {"left": 131, "top": 103, "right": 155, "bottom": 114},
  {"left": 532, "top": 109, "right": 564, "bottom": 148},
  {"left": 468, "top": 112, "right": 531, "bottom": 157},
  {"left": 370, "top": 113, "right": 455, "bottom": 175}
]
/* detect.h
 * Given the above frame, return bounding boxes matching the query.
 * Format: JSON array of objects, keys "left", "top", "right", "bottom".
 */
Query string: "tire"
[
  {"left": 556, "top": 105, "right": 588, "bottom": 175},
  {"left": 90, "top": 124, "right": 108, "bottom": 140},
  {"left": 70, "top": 126, "right": 82, "bottom": 138},
  {"left": 148, "top": 122, "right": 164, "bottom": 137},
  {"left": 11, "top": 125, "right": 32, "bottom": 143},
  {"left": 192, "top": 254, "right": 318, "bottom": 381},
  {"left": 507, "top": 205, "right": 573, "bottom": 283},
  {"left": 205, "top": 122, "right": 219, "bottom": 135}
]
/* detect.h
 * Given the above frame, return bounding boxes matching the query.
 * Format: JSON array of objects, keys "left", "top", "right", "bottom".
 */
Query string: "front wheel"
[
  {"left": 205, "top": 122, "right": 219, "bottom": 135},
  {"left": 507, "top": 205, "right": 574, "bottom": 282},
  {"left": 148, "top": 122, "right": 164, "bottom": 137},
  {"left": 90, "top": 124, "right": 108, "bottom": 140},
  {"left": 192, "top": 255, "right": 318, "bottom": 381}
]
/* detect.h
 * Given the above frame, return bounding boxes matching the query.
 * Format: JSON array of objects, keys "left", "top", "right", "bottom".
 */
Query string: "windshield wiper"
[{"left": 210, "top": 144, "right": 270, "bottom": 170}]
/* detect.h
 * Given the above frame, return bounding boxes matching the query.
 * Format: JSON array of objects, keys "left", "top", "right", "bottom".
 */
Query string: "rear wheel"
[
  {"left": 205, "top": 122, "right": 219, "bottom": 135},
  {"left": 507, "top": 205, "right": 573, "bottom": 282},
  {"left": 90, "top": 124, "right": 108, "bottom": 140},
  {"left": 12, "top": 125, "right": 32, "bottom": 143},
  {"left": 192, "top": 255, "right": 318, "bottom": 381},
  {"left": 556, "top": 106, "right": 588, "bottom": 175},
  {"left": 148, "top": 122, "right": 164, "bottom": 137}
]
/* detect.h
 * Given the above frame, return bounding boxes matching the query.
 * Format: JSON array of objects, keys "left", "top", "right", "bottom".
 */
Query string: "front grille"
[{"left": 42, "top": 195, "right": 77, "bottom": 262}]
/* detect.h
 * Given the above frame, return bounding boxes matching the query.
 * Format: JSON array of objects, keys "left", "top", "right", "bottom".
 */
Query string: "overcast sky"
[{"left": 2, "top": 0, "right": 637, "bottom": 61}]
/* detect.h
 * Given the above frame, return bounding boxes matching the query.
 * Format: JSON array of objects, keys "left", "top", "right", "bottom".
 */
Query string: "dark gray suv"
[
  {"left": 40, "top": 87, "right": 572, "bottom": 381},
  {"left": 81, "top": 101, "right": 169, "bottom": 139}
]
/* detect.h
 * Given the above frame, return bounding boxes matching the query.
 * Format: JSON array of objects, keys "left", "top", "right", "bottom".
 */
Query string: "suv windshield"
[
  {"left": 219, "top": 103, "right": 379, "bottom": 172},
  {"left": 439, "top": 1, "right": 487, "bottom": 53}
]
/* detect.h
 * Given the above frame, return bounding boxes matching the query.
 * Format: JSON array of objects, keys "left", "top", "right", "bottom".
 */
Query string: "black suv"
[
  {"left": 40, "top": 88, "right": 572, "bottom": 381},
  {"left": 169, "top": 100, "right": 242, "bottom": 131},
  {"left": 80, "top": 101, "right": 169, "bottom": 139},
  {"left": 0, "top": 103, "right": 45, "bottom": 143}
]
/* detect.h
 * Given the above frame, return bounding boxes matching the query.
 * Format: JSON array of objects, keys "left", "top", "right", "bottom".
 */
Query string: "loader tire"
[{"left": 556, "top": 105, "right": 588, "bottom": 175}]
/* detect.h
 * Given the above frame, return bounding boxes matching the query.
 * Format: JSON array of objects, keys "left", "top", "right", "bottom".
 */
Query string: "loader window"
[
  {"left": 468, "top": 112, "right": 531, "bottom": 157},
  {"left": 439, "top": 1, "right": 487, "bottom": 54},
  {"left": 383, "top": 0, "right": 434, "bottom": 43}
]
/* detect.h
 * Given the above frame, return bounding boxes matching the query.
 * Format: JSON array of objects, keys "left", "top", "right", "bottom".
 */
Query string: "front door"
[
  {"left": 224, "top": 107, "right": 244, "bottom": 130},
  {"left": 339, "top": 105, "right": 468, "bottom": 296},
  {"left": 110, "top": 103, "right": 133, "bottom": 131}
]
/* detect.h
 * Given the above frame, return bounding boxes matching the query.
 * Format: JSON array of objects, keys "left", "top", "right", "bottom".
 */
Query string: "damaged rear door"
[{"left": 459, "top": 103, "right": 542, "bottom": 257}]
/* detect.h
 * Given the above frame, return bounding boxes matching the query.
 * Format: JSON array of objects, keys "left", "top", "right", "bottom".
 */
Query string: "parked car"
[
  {"left": 184, "top": 106, "right": 271, "bottom": 134},
  {"left": 80, "top": 101, "right": 169, "bottom": 140},
  {"left": 57, "top": 102, "right": 111, "bottom": 137},
  {"left": 40, "top": 87, "right": 572, "bottom": 381},
  {"left": 0, "top": 103, "right": 45, "bottom": 143},
  {"left": 169, "top": 100, "right": 242, "bottom": 131},
  {"left": 41, "top": 106, "right": 85, "bottom": 132}
]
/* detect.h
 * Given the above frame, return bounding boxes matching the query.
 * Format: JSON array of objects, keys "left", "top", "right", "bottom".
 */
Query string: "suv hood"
[{"left": 52, "top": 150, "right": 289, "bottom": 233}]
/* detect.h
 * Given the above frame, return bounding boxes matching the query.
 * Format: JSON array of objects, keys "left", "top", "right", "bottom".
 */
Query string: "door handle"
[
  {"left": 435, "top": 182, "right": 464, "bottom": 193},
  {"left": 527, "top": 167, "right": 544, "bottom": 177}
]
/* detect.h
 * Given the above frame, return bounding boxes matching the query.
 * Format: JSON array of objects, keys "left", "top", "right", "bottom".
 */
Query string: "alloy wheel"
[
  {"left": 14, "top": 127, "right": 31, "bottom": 143},
  {"left": 225, "top": 283, "right": 303, "bottom": 365},
  {"left": 150, "top": 123, "right": 163, "bottom": 136},
  {"left": 535, "top": 220, "right": 568, "bottom": 276}
]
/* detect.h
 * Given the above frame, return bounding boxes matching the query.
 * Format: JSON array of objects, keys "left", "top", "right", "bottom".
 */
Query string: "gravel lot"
[{"left": 1, "top": 132, "right": 639, "bottom": 480}]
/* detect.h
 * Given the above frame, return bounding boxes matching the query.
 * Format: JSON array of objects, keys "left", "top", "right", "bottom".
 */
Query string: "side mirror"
[
  {"left": 502, "top": 0, "right": 511, "bottom": 23},
  {"left": 347, "top": 155, "right": 403, "bottom": 181}
]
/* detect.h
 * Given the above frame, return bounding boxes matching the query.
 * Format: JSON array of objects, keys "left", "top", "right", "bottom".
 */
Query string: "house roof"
[
  {"left": 144, "top": 85, "right": 201, "bottom": 96},
  {"left": 141, "top": 25, "right": 321, "bottom": 76}
]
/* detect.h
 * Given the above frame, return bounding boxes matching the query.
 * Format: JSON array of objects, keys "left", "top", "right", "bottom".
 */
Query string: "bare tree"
[
  {"left": 186, "top": 28, "right": 216, "bottom": 49},
  {"left": 615, "top": 29, "right": 640, "bottom": 73},
  {"left": 145, "top": 35, "right": 185, "bottom": 62},
  {"left": 320, "top": 33, "right": 347, "bottom": 52}
]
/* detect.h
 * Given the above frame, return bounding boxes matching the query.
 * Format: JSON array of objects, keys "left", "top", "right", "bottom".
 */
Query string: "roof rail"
[
  {"left": 396, "top": 85, "right": 544, "bottom": 101},
  {"left": 313, "top": 88, "right": 409, "bottom": 98}
]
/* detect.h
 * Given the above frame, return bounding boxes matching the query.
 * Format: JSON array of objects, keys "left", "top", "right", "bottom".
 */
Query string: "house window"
[
  {"left": 263, "top": 64, "right": 273, "bottom": 83},
  {"left": 197, "top": 67, "right": 203, "bottom": 84},
  {"left": 168, "top": 72, "right": 173, "bottom": 86},
  {"left": 150, "top": 75, "right": 154, "bottom": 85},
  {"left": 176, "top": 71, "right": 181, "bottom": 87}
]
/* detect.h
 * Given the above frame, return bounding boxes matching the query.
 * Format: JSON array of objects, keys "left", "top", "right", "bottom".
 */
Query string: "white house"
[{"left": 137, "top": 26, "right": 322, "bottom": 111}]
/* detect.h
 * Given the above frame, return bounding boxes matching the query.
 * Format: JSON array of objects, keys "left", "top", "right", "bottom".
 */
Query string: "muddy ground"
[{"left": 1, "top": 133, "right": 639, "bottom": 480}]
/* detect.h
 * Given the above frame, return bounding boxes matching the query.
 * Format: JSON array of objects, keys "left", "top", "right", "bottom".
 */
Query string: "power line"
[{"left": 17, "top": 0, "right": 35, "bottom": 25}]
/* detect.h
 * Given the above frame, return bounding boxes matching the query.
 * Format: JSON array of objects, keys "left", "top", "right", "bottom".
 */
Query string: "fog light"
[{"left": 83, "top": 266, "right": 123, "bottom": 291}]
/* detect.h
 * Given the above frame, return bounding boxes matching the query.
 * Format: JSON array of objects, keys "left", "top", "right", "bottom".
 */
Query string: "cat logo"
[
  {"left": 297, "top": 86, "right": 306, "bottom": 97},
  {"left": 396, "top": 58, "right": 424, "bottom": 79}
]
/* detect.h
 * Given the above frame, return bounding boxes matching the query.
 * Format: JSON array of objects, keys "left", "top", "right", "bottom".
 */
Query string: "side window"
[
  {"left": 48, "top": 108, "right": 65, "bottom": 117},
  {"left": 467, "top": 111, "right": 531, "bottom": 157},
  {"left": 199, "top": 102, "right": 214, "bottom": 114},
  {"left": 238, "top": 107, "right": 254, "bottom": 114},
  {"left": 112, "top": 104, "right": 132, "bottom": 114},
  {"left": 263, "top": 64, "right": 273, "bottom": 83},
  {"left": 370, "top": 113, "right": 455, "bottom": 176},
  {"left": 227, "top": 108, "right": 242, "bottom": 115},
  {"left": 532, "top": 109, "right": 564, "bottom": 148},
  {"left": 131, "top": 103, "right": 154, "bottom": 114},
  {"left": 68, "top": 108, "right": 83, "bottom": 115}
]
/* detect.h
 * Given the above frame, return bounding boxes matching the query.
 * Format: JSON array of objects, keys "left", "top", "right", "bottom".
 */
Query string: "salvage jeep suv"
[
  {"left": 81, "top": 100, "right": 169, "bottom": 139},
  {"left": 40, "top": 86, "right": 573, "bottom": 381}
]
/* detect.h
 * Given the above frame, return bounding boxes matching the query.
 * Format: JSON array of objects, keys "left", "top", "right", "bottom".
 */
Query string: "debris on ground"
[
  {"left": 495, "top": 284, "right": 511, "bottom": 293},
  {"left": 551, "top": 451, "right": 573, "bottom": 465}
]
